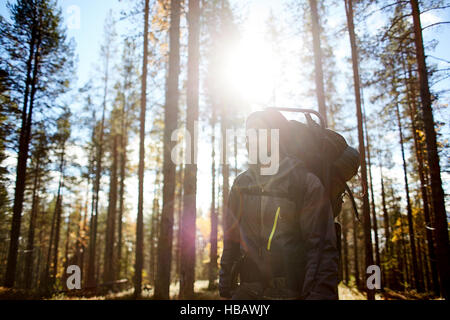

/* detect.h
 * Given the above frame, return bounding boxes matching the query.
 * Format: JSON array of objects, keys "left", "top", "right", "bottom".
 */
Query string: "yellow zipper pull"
[{"left": 267, "top": 206, "right": 280, "bottom": 251}]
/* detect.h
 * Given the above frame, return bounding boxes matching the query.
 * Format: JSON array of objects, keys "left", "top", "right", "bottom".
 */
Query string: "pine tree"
[
  {"left": 179, "top": 0, "right": 200, "bottom": 299},
  {"left": 104, "top": 105, "right": 120, "bottom": 290},
  {"left": 409, "top": 0, "right": 450, "bottom": 299},
  {"left": 23, "top": 123, "right": 50, "bottom": 289},
  {"left": 1, "top": 0, "right": 74, "bottom": 287},
  {"left": 87, "top": 14, "right": 116, "bottom": 291},
  {"left": 344, "top": 0, "right": 375, "bottom": 300},
  {"left": 308, "top": 0, "right": 327, "bottom": 124},
  {"left": 134, "top": 0, "right": 150, "bottom": 297},
  {"left": 155, "top": 0, "right": 180, "bottom": 300}
]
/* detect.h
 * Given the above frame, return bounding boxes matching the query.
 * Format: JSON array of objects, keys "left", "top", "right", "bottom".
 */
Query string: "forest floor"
[{"left": 0, "top": 281, "right": 439, "bottom": 300}]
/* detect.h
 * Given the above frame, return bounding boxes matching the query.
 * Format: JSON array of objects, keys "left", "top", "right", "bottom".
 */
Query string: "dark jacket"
[{"left": 219, "top": 157, "right": 339, "bottom": 300}]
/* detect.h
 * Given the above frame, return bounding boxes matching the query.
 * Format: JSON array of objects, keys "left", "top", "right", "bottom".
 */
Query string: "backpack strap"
[
  {"left": 335, "top": 170, "right": 361, "bottom": 222},
  {"left": 343, "top": 182, "right": 360, "bottom": 222},
  {"left": 240, "top": 186, "right": 292, "bottom": 200}
]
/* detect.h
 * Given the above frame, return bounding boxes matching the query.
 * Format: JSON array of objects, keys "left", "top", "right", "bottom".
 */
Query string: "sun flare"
[{"left": 219, "top": 28, "right": 281, "bottom": 106}]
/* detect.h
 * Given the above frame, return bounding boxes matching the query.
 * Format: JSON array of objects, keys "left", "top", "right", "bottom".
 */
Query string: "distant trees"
[
  {"left": 47, "top": 109, "right": 71, "bottom": 290},
  {"left": 116, "top": 38, "right": 139, "bottom": 283},
  {"left": 409, "top": 0, "right": 450, "bottom": 299},
  {"left": 0, "top": 0, "right": 74, "bottom": 288},
  {"left": 86, "top": 14, "right": 116, "bottom": 290},
  {"left": 23, "top": 123, "right": 50, "bottom": 289},
  {"left": 356, "top": 0, "right": 449, "bottom": 297}
]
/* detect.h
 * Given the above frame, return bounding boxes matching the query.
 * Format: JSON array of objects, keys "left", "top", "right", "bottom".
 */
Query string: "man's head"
[
  {"left": 245, "top": 109, "right": 289, "bottom": 174},
  {"left": 245, "top": 109, "right": 288, "bottom": 132}
]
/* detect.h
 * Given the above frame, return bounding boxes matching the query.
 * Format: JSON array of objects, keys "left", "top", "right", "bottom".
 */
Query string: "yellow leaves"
[
  {"left": 391, "top": 215, "right": 406, "bottom": 243},
  {"left": 195, "top": 214, "right": 224, "bottom": 266},
  {"left": 151, "top": 0, "right": 170, "bottom": 32},
  {"left": 196, "top": 215, "right": 210, "bottom": 240},
  {"left": 159, "top": 42, "right": 169, "bottom": 56},
  {"left": 202, "top": 243, "right": 211, "bottom": 264},
  {"left": 148, "top": 31, "right": 156, "bottom": 44},
  {"left": 392, "top": 233, "right": 399, "bottom": 242}
]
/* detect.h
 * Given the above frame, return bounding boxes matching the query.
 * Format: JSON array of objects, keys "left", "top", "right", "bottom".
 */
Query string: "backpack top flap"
[
  {"left": 286, "top": 119, "right": 360, "bottom": 217},
  {"left": 287, "top": 119, "right": 360, "bottom": 184}
]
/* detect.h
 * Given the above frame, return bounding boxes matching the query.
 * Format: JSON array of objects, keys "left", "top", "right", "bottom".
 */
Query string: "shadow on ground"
[{"left": 0, "top": 281, "right": 439, "bottom": 300}]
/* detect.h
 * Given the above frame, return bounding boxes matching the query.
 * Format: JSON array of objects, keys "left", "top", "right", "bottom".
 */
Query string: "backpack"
[
  {"left": 269, "top": 107, "right": 361, "bottom": 277},
  {"left": 279, "top": 110, "right": 360, "bottom": 218}
]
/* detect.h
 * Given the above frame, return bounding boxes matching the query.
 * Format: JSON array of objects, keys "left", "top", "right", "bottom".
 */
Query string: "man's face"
[
  {"left": 245, "top": 118, "right": 280, "bottom": 175},
  {"left": 246, "top": 118, "right": 271, "bottom": 159}
]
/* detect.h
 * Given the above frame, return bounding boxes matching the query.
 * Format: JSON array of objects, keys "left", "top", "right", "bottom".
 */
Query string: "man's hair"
[{"left": 245, "top": 109, "right": 288, "bottom": 131}]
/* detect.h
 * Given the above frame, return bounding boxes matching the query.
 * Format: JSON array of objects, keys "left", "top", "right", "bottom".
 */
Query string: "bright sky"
[{"left": 1, "top": 0, "right": 448, "bottom": 219}]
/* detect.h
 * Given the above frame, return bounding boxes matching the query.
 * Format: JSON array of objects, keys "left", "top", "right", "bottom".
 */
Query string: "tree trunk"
[
  {"left": 341, "top": 209, "right": 349, "bottom": 285},
  {"left": 86, "top": 114, "right": 98, "bottom": 289},
  {"left": 87, "top": 63, "right": 108, "bottom": 291},
  {"left": 80, "top": 200, "right": 88, "bottom": 286},
  {"left": 36, "top": 226, "right": 44, "bottom": 288},
  {"left": 134, "top": 0, "right": 150, "bottom": 298},
  {"left": 394, "top": 101, "right": 422, "bottom": 292},
  {"left": 180, "top": 0, "right": 200, "bottom": 299},
  {"left": 221, "top": 122, "right": 230, "bottom": 233},
  {"left": 344, "top": 0, "right": 374, "bottom": 299},
  {"left": 155, "top": 0, "right": 180, "bottom": 299},
  {"left": 364, "top": 113, "right": 381, "bottom": 270},
  {"left": 419, "top": 235, "right": 431, "bottom": 292},
  {"left": 104, "top": 132, "right": 118, "bottom": 288},
  {"left": 63, "top": 212, "right": 71, "bottom": 285},
  {"left": 379, "top": 167, "right": 391, "bottom": 288},
  {"left": 42, "top": 192, "right": 57, "bottom": 291},
  {"left": 308, "top": 0, "right": 327, "bottom": 125},
  {"left": 416, "top": 235, "right": 426, "bottom": 290},
  {"left": 398, "top": 209, "right": 410, "bottom": 290},
  {"left": 208, "top": 112, "right": 218, "bottom": 290},
  {"left": 175, "top": 164, "right": 183, "bottom": 281},
  {"left": 150, "top": 171, "right": 161, "bottom": 286},
  {"left": 75, "top": 186, "right": 88, "bottom": 283},
  {"left": 24, "top": 149, "right": 42, "bottom": 289},
  {"left": 352, "top": 211, "right": 360, "bottom": 289},
  {"left": 409, "top": 0, "right": 450, "bottom": 299},
  {"left": 234, "top": 130, "right": 238, "bottom": 178},
  {"left": 4, "top": 24, "right": 39, "bottom": 288},
  {"left": 403, "top": 58, "right": 440, "bottom": 296},
  {"left": 117, "top": 96, "right": 128, "bottom": 281},
  {"left": 51, "top": 150, "right": 65, "bottom": 287}
]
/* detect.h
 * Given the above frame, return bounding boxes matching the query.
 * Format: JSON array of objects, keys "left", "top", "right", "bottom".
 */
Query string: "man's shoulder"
[{"left": 233, "top": 170, "right": 252, "bottom": 188}]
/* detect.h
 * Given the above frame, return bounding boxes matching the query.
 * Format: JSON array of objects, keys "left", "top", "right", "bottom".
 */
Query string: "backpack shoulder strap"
[{"left": 343, "top": 181, "right": 360, "bottom": 222}]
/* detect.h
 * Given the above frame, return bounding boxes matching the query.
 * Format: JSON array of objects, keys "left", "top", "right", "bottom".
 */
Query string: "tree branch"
[{"left": 422, "top": 21, "right": 450, "bottom": 31}]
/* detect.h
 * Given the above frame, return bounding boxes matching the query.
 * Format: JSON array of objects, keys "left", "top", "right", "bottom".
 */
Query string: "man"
[{"left": 219, "top": 109, "right": 339, "bottom": 300}]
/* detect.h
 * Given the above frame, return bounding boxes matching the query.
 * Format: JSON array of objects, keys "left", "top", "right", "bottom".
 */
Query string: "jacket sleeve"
[
  {"left": 299, "top": 172, "right": 339, "bottom": 300},
  {"left": 218, "top": 181, "right": 241, "bottom": 298}
]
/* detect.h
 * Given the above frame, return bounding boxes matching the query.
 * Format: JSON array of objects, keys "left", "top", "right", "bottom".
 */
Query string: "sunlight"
[{"left": 220, "top": 25, "right": 281, "bottom": 106}]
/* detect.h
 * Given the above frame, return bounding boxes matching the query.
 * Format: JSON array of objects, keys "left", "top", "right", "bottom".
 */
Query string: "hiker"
[{"left": 219, "top": 109, "right": 340, "bottom": 300}]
